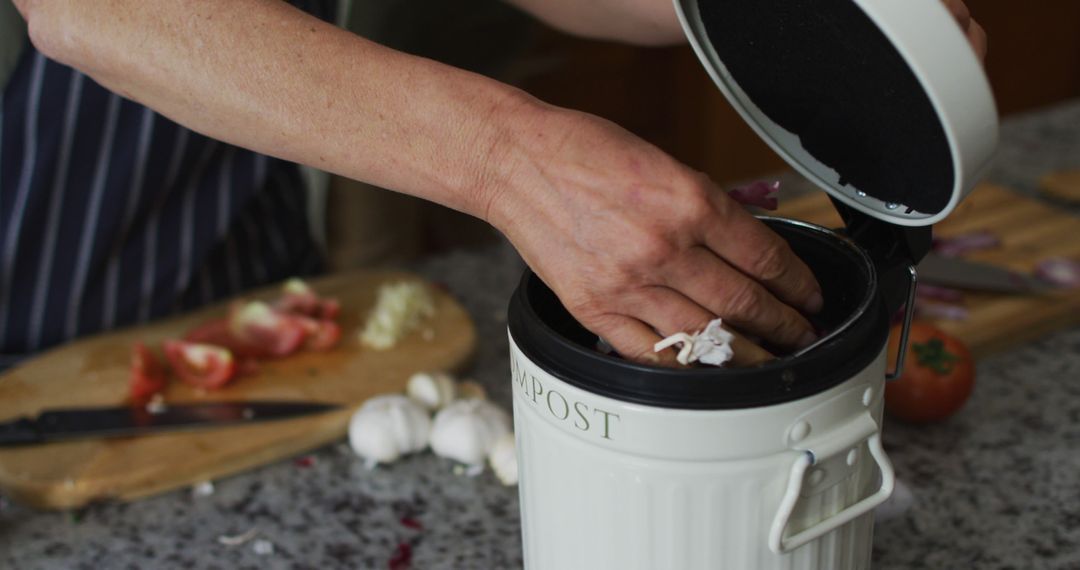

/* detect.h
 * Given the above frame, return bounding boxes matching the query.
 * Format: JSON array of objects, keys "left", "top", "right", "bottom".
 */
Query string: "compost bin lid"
[{"left": 676, "top": 0, "right": 998, "bottom": 226}]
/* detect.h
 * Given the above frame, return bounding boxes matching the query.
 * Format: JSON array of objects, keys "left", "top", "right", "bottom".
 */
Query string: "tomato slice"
[
  {"left": 274, "top": 278, "right": 341, "bottom": 320},
  {"left": 184, "top": 318, "right": 273, "bottom": 359},
  {"left": 130, "top": 343, "right": 168, "bottom": 404},
  {"left": 163, "top": 340, "right": 237, "bottom": 389},
  {"left": 317, "top": 298, "right": 341, "bottom": 321},
  {"left": 229, "top": 301, "right": 307, "bottom": 357},
  {"left": 274, "top": 291, "right": 319, "bottom": 316},
  {"left": 302, "top": 318, "right": 342, "bottom": 351}
]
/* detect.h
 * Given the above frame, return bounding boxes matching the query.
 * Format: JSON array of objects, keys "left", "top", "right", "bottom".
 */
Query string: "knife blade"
[
  {"left": 918, "top": 253, "right": 1052, "bottom": 294},
  {"left": 0, "top": 400, "right": 342, "bottom": 446}
]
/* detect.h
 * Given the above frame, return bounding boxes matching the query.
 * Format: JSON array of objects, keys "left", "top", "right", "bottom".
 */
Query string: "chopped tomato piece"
[
  {"left": 184, "top": 318, "right": 273, "bottom": 359},
  {"left": 229, "top": 301, "right": 306, "bottom": 357},
  {"left": 130, "top": 343, "right": 168, "bottom": 404},
  {"left": 274, "top": 278, "right": 341, "bottom": 320},
  {"left": 275, "top": 291, "right": 319, "bottom": 316},
  {"left": 236, "top": 357, "right": 261, "bottom": 377},
  {"left": 317, "top": 298, "right": 341, "bottom": 320},
  {"left": 303, "top": 318, "right": 342, "bottom": 351},
  {"left": 163, "top": 340, "right": 237, "bottom": 389}
]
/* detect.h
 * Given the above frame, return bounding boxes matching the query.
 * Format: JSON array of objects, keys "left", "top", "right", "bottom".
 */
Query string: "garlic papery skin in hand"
[
  {"left": 653, "top": 318, "right": 735, "bottom": 366},
  {"left": 348, "top": 395, "right": 431, "bottom": 468},
  {"left": 406, "top": 371, "right": 457, "bottom": 410},
  {"left": 430, "top": 399, "right": 511, "bottom": 467},
  {"left": 488, "top": 433, "right": 518, "bottom": 486}
]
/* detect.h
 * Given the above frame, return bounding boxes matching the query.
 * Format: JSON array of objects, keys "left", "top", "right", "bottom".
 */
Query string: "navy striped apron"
[{"left": 0, "top": 1, "right": 337, "bottom": 370}]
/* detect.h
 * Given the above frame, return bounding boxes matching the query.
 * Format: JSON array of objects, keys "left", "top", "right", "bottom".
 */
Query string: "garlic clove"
[
  {"left": 348, "top": 395, "right": 431, "bottom": 466},
  {"left": 406, "top": 371, "right": 457, "bottom": 410},
  {"left": 488, "top": 432, "right": 518, "bottom": 486},
  {"left": 430, "top": 399, "right": 511, "bottom": 467}
]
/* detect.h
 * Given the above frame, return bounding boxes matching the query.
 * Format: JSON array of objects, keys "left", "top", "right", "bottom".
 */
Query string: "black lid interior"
[
  {"left": 697, "top": 0, "right": 954, "bottom": 214},
  {"left": 508, "top": 219, "right": 891, "bottom": 410}
]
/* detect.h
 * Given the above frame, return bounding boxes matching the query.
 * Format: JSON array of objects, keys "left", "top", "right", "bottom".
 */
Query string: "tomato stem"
[{"left": 913, "top": 338, "right": 959, "bottom": 375}]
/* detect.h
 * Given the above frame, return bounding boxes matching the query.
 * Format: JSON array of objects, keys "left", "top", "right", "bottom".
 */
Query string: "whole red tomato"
[{"left": 885, "top": 321, "right": 975, "bottom": 423}]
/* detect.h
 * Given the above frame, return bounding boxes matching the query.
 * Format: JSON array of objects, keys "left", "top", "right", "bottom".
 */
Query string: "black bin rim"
[{"left": 507, "top": 218, "right": 891, "bottom": 410}]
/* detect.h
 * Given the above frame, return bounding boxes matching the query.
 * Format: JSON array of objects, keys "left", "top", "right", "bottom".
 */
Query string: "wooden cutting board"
[
  {"left": 774, "top": 184, "right": 1080, "bottom": 358},
  {"left": 1040, "top": 169, "right": 1080, "bottom": 203},
  {"left": 0, "top": 269, "right": 476, "bottom": 510}
]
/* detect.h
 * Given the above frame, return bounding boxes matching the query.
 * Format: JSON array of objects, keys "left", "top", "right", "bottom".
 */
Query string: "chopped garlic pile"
[
  {"left": 653, "top": 318, "right": 735, "bottom": 366},
  {"left": 359, "top": 281, "right": 436, "bottom": 350}
]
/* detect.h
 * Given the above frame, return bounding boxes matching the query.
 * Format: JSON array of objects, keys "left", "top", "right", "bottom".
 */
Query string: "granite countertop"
[{"left": 2, "top": 101, "right": 1080, "bottom": 570}]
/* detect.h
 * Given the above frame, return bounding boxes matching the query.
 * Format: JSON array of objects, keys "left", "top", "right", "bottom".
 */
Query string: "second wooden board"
[{"left": 773, "top": 184, "right": 1080, "bottom": 357}]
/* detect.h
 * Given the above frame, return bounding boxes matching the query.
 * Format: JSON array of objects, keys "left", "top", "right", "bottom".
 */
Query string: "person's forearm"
[
  {"left": 13, "top": 0, "right": 527, "bottom": 218},
  {"left": 505, "top": 0, "right": 685, "bottom": 46}
]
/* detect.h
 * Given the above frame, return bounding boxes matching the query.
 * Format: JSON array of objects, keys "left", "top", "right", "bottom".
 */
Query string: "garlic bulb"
[
  {"left": 430, "top": 399, "right": 511, "bottom": 466},
  {"left": 406, "top": 371, "right": 457, "bottom": 410},
  {"left": 348, "top": 395, "right": 431, "bottom": 467},
  {"left": 488, "top": 433, "right": 518, "bottom": 486}
]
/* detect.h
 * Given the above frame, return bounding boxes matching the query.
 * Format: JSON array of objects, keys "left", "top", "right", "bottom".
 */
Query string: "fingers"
[
  {"left": 593, "top": 288, "right": 777, "bottom": 367},
  {"left": 588, "top": 313, "right": 676, "bottom": 367},
  {"left": 698, "top": 192, "right": 824, "bottom": 316},
  {"left": 622, "top": 286, "right": 714, "bottom": 339},
  {"left": 968, "top": 19, "right": 988, "bottom": 60},
  {"left": 661, "top": 248, "right": 818, "bottom": 349},
  {"left": 942, "top": 0, "right": 971, "bottom": 29}
]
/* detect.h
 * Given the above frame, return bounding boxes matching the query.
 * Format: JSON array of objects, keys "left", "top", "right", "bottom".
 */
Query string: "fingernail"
[
  {"left": 804, "top": 291, "right": 824, "bottom": 314},
  {"left": 798, "top": 330, "right": 819, "bottom": 349}
]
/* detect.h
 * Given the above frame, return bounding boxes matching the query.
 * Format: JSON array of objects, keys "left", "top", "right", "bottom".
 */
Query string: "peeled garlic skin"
[
  {"left": 348, "top": 395, "right": 431, "bottom": 465},
  {"left": 406, "top": 372, "right": 457, "bottom": 410},
  {"left": 488, "top": 432, "right": 518, "bottom": 485},
  {"left": 430, "top": 399, "right": 511, "bottom": 466}
]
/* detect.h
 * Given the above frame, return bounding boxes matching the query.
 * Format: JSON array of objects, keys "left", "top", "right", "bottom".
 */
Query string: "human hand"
[
  {"left": 485, "top": 102, "right": 823, "bottom": 365},
  {"left": 942, "top": 0, "right": 987, "bottom": 60}
]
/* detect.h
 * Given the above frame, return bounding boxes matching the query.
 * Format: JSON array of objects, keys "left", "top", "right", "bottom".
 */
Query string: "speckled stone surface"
[{"left": 2, "top": 101, "right": 1079, "bottom": 570}]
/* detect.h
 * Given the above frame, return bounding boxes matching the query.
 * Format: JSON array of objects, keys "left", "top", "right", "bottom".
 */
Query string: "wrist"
[{"left": 462, "top": 86, "right": 551, "bottom": 233}]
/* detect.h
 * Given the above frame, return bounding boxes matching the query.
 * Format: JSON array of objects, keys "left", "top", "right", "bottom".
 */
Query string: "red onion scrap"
[
  {"left": 728, "top": 180, "right": 780, "bottom": 211},
  {"left": 913, "top": 300, "right": 970, "bottom": 321},
  {"left": 293, "top": 456, "right": 315, "bottom": 468},
  {"left": 932, "top": 231, "right": 1001, "bottom": 257},
  {"left": 1034, "top": 257, "right": 1080, "bottom": 289},
  {"left": 388, "top": 543, "right": 413, "bottom": 570}
]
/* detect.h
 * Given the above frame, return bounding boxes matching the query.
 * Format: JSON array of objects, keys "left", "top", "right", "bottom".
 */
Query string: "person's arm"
[
  {"left": 10, "top": 0, "right": 825, "bottom": 364},
  {"left": 13, "top": 0, "right": 516, "bottom": 218}
]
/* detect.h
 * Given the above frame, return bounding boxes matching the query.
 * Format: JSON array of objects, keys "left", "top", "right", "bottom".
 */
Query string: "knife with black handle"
[
  {"left": 0, "top": 401, "right": 341, "bottom": 446},
  {"left": 0, "top": 418, "right": 42, "bottom": 445}
]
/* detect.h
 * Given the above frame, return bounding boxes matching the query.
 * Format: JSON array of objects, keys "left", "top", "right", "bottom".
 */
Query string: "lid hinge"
[{"left": 829, "top": 197, "right": 931, "bottom": 315}]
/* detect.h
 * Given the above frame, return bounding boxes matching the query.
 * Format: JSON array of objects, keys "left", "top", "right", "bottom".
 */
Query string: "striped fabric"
[{"left": 0, "top": 0, "right": 337, "bottom": 370}]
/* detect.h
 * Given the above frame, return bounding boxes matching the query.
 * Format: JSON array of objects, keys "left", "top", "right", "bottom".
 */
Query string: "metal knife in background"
[
  {"left": 917, "top": 253, "right": 1053, "bottom": 294},
  {"left": 0, "top": 400, "right": 341, "bottom": 446}
]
